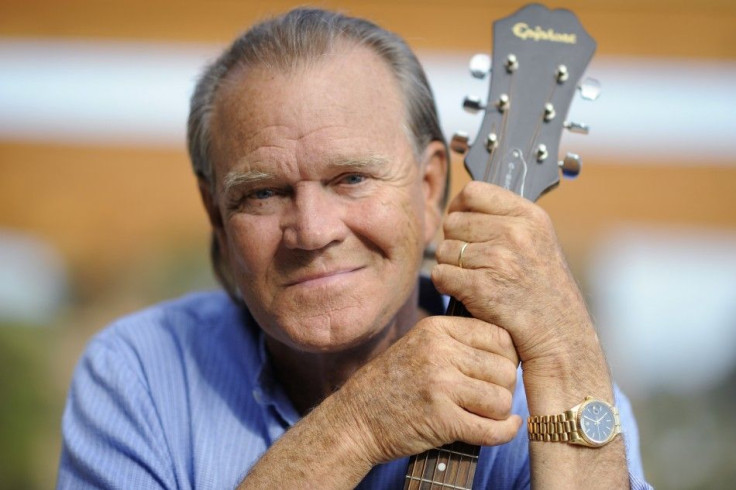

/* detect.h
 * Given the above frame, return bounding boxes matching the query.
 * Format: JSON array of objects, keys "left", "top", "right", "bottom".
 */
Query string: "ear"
[
  {"left": 419, "top": 140, "right": 448, "bottom": 245},
  {"left": 198, "top": 178, "right": 228, "bottom": 254}
]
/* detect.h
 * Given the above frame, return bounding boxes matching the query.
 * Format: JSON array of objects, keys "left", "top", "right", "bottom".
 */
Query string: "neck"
[{"left": 265, "top": 282, "right": 424, "bottom": 414}]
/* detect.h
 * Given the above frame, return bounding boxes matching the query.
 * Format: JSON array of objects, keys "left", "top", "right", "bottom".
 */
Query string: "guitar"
[{"left": 404, "top": 4, "right": 598, "bottom": 489}]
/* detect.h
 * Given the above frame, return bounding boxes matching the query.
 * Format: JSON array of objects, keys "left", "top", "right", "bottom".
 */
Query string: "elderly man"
[{"left": 58, "top": 8, "right": 650, "bottom": 489}]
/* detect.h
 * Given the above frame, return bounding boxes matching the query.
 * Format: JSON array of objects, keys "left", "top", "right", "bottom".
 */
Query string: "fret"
[
  {"left": 404, "top": 442, "right": 479, "bottom": 489},
  {"left": 404, "top": 475, "right": 474, "bottom": 490}
]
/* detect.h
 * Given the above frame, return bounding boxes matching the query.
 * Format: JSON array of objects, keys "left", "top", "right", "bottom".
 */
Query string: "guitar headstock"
[{"left": 451, "top": 3, "right": 598, "bottom": 202}]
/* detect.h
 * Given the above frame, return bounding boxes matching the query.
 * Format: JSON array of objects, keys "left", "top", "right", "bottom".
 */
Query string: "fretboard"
[{"left": 404, "top": 440, "right": 480, "bottom": 490}]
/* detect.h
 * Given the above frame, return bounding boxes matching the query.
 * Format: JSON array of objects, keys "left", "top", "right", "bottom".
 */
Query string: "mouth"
[{"left": 284, "top": 267, "right": 365, "bottom": 288}]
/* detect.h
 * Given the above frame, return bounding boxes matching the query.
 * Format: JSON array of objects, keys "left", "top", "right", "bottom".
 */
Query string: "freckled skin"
[{"left": 207, "top": 44, "right": 437, "bottom": 359}]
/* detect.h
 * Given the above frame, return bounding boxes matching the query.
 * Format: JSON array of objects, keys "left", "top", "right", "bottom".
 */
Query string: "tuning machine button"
[
  {"left": 543, "top": 103, "right": 556, "bottom": 122},
  {"left": 505, "top": 54, "right": 518, "bottom": 73},
  {"left": 578, "top": 77, "right": 601, "bottom": 101},
  {"left": 486, "top": 133, "right": 498, "bottom": 152},
  {"left": 564, "top": 121, "right": 590, "bottom": 135},
  {"left": 469, "top": 54, "right": 492, "bottom": 79},
  {"left": 463, "top": 95, "right": 485, "bottom": 113},
  {"left": 556, "top": 65, "right": 569, "bottom": 83},
  {"left": 496, "top": 94, "right": 510, "bottom": 112},
  {"left": 559, "top": 152, "right": 582, "bottom": 178},
  {"left": 536, "top": 144, "right": 549, "bottom": 162},
  {"left": 450, "top": 131, "right": 470, "bottom": 154}
]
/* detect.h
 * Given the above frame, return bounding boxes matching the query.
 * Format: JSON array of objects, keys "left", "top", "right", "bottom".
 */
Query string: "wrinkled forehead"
[{"left": 207, "top": 42, "right": 415, "bottom": 187}]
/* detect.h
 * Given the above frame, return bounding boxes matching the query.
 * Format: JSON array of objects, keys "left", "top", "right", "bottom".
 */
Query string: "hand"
[
  {"left": 329, "top": 314, "right": 522, "bottom": 465},
  {"left": 431, "top": 182, "right": 598, "bottom": 377}
]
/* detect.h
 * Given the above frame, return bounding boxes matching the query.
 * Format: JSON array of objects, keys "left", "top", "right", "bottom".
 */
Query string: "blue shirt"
[{"left": 58, "top": 285, "right": 652, "bottom": 489}]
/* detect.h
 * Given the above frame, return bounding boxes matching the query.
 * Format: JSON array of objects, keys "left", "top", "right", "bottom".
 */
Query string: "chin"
[{"left": 276, "top": 310, "right": 388, "bottom": 354}]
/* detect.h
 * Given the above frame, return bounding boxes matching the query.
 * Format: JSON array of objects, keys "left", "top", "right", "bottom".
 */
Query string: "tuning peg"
[
  {"left": 578, "top": 77, "right": 601, "bottom": 101},
  {"left": 462, "top": 95, "right": 485, "bottom": 113},
  {"left": 564, "top": 121, "right": 590, "bottom": 135},
  {"left": 559, "top": 153, "right": 582, "bottom": 178},
  {"left": 469, "top": 53, "right": 491, "bottom": 79},
  {"left": 450, "top": 131, "right": 470, "bottom": 154}
]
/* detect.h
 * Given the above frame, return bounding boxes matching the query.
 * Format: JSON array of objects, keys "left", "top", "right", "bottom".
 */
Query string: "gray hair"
[{"left": 187, "top": 7, "right": 448, "bottom": 300}]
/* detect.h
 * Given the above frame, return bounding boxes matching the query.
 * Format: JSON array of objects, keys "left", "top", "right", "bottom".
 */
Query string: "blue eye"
[
  {"left": 342, "top": 174, "right": 366, "bottom": 185},
  {"left": 252, "top": 189, "right": 275, "bottom": 200}
]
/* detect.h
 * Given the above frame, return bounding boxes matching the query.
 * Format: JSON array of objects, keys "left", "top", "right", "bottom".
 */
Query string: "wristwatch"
[{"left": 527, "top": 396, "right": 621, "bottom": 447}]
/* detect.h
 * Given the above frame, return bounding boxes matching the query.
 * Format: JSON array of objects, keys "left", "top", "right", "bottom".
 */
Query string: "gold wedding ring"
[{"left": 458, "top": 242, "right": 469, "bottom": 269}]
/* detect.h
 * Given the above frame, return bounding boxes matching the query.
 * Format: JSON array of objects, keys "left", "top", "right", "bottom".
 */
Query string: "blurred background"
[{"left": 1, "top": 0, "right": 735, "bottom": 488}]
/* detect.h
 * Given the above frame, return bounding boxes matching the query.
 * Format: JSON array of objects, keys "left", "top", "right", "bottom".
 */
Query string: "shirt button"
[{"left": 252, "top": 389, "right": 264, "bottom": 404}]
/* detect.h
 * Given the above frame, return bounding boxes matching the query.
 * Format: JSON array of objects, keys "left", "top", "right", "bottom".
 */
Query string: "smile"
[{"left": 284, "top": 267, "right": 365, "bottom": 288}]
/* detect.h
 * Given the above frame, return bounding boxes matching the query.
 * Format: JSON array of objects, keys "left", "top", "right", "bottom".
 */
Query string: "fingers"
[
  {"left": 446, "top": 181, "right": 529, "bottom": 216},
  {"left": 436, "top": 239, "right": 518, "bottom": 273},
  {"left": 430, "top": 316, "right": 518, "bottom": 365},
  {"left": 441, "top": 213, "right": 511, "bottom": 244},
  {"left": 460, "top": 412, "right": 523, "bottom": 448},
  {"left": 452, "top": 375, "right": 515, "bottom": 420},
  {"left": 442, "top": 400, "right": 522, "bottom": 447},
  {"left": 441, "top": 181, "right": 554, "bottom": 248},
  {"left": 333, "top": 316, "right": 524, "bottom": 461}
]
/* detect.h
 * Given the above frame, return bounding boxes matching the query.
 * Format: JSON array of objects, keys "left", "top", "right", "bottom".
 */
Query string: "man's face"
[{"left": 206, "top": 43, "right": 445, "bottom": 353}]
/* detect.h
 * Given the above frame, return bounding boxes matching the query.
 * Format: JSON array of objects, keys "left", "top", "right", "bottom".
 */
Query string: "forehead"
[{"left": 208, "top": 43, "right": 412, "bottom": 182}]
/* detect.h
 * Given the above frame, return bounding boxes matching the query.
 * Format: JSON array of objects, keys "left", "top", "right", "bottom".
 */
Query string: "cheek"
[
  {"left": 225, "top": 215, "right": 279, "bottom": 277},
  {"left": 351, "top": 191, "right": 425, "bottom": 259}
]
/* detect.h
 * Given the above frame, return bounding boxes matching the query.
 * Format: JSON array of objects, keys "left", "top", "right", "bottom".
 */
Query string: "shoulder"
[
  {"left": 89, "top": 290, "right": 251, "bottom": 359},
  {"left": 73, "top": 290, "right": 261, "bottom": 404},
  {"left": 59, "top": 290, "right": 264, "bottom": 488}
]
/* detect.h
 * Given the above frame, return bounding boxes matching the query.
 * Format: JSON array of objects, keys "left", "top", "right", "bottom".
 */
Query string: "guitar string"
[
  {"left": 482, "top": 121, "right": 498, "bottom": 184},
  {"left": 419, "top": 451, "right": 430, "bottom": 488},
  {"left": 439, "top": 448, "right": 447, "bottom": 489},
  {"left": 525, "top": 75, "right": 559, "bottom": 171},
  {"left": 486, "top": 70, "right": 514, "bottom": 187},
  {"left": 406, "top": 447, "right": 420, "bottom": 489},
  {"left": 442, "top": 450, "right": 454, "bottom": 488},
  {"left": 481, "top": 64, "right": 514, "bottom": 195}
]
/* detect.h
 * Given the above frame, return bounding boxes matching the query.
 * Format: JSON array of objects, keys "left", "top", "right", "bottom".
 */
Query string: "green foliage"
[{"left": 0, "top": 325, "right": 63, "bottom": 490}]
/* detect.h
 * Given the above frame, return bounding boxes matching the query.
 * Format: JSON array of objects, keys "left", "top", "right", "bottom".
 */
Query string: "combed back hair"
[{"left": 187, "top": 7, "right": 448, "bottom": 300}]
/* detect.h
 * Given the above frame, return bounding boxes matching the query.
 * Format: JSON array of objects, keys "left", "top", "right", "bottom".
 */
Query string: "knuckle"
[
  {"left": 444, "top": 213, "right": 473, "bottom": 239},
  {"left": 528, "top": 202, "right": 553, "bottom": 227},
  {"left": 464, "top": 180, "right": 485, "bottom": 196},
  {"left": 435, "top": 240, "right": 453, "bottom": 263},
  {"left": 496, "top": 358, "right": 518, "bottom": 387},
  {"left": 477, "top": 246, "right": 522, "bottom": 284},
  {"left": 429, "top": 263, "right": 443, "bottom": 284},
  {"left": 496, "top": 387, "right": 513, "bottom": 415},
  {"left": 506, "top": 225, "right": 533, "bottom": 250},
  {"left": 493, "top": 249, "right": 524, "bottom": 283},
  {"left": 493, "top": 324, "right": 515, "bottom": 351}
]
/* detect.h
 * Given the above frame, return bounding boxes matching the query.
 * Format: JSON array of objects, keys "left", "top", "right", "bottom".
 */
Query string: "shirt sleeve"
[
  {"left": 57, "top": 332, "right": 177, "bottom": 490},
  {"left": 614, "top": 385, "right": 654, "bottom": 490}
]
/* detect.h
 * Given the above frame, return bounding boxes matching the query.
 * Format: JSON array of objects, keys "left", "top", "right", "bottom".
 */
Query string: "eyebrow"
[
  {"left": 222, "top": 154, "right": 390, "bottom": 195},
  {"left": 223, "top": 169, "right": 272, "bottom": 195}
]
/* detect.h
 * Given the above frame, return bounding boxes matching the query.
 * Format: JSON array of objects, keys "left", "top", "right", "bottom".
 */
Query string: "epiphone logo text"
[{"left": 512, "top": 22, "right": 577, "bottom": 44}]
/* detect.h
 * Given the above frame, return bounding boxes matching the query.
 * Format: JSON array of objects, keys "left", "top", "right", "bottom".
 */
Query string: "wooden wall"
[{"left": 2, "top": 0, "right": 735, "bottom": 281}]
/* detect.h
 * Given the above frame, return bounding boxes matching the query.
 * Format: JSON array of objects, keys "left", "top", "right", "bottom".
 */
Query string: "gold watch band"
[
  {"left": 527, "top": 397, "right": 622, "bottom": 447},
  {"left": 527, "top": 410, "right": 581, "bottom": 443}
]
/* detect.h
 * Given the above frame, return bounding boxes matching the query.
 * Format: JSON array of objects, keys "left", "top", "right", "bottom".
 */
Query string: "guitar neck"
[{"left": 404, "top": 440, "right": 480, "bottom": 490}]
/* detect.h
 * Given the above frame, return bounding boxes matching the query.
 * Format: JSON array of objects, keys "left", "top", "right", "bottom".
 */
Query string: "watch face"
[{"left": 579, "top": 400, "right": 616, "bottom": 446}]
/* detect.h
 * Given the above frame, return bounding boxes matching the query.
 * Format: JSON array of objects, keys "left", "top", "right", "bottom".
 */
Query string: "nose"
[{"left": 281, "top": 183, "right": 347, "bottom": 251}]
